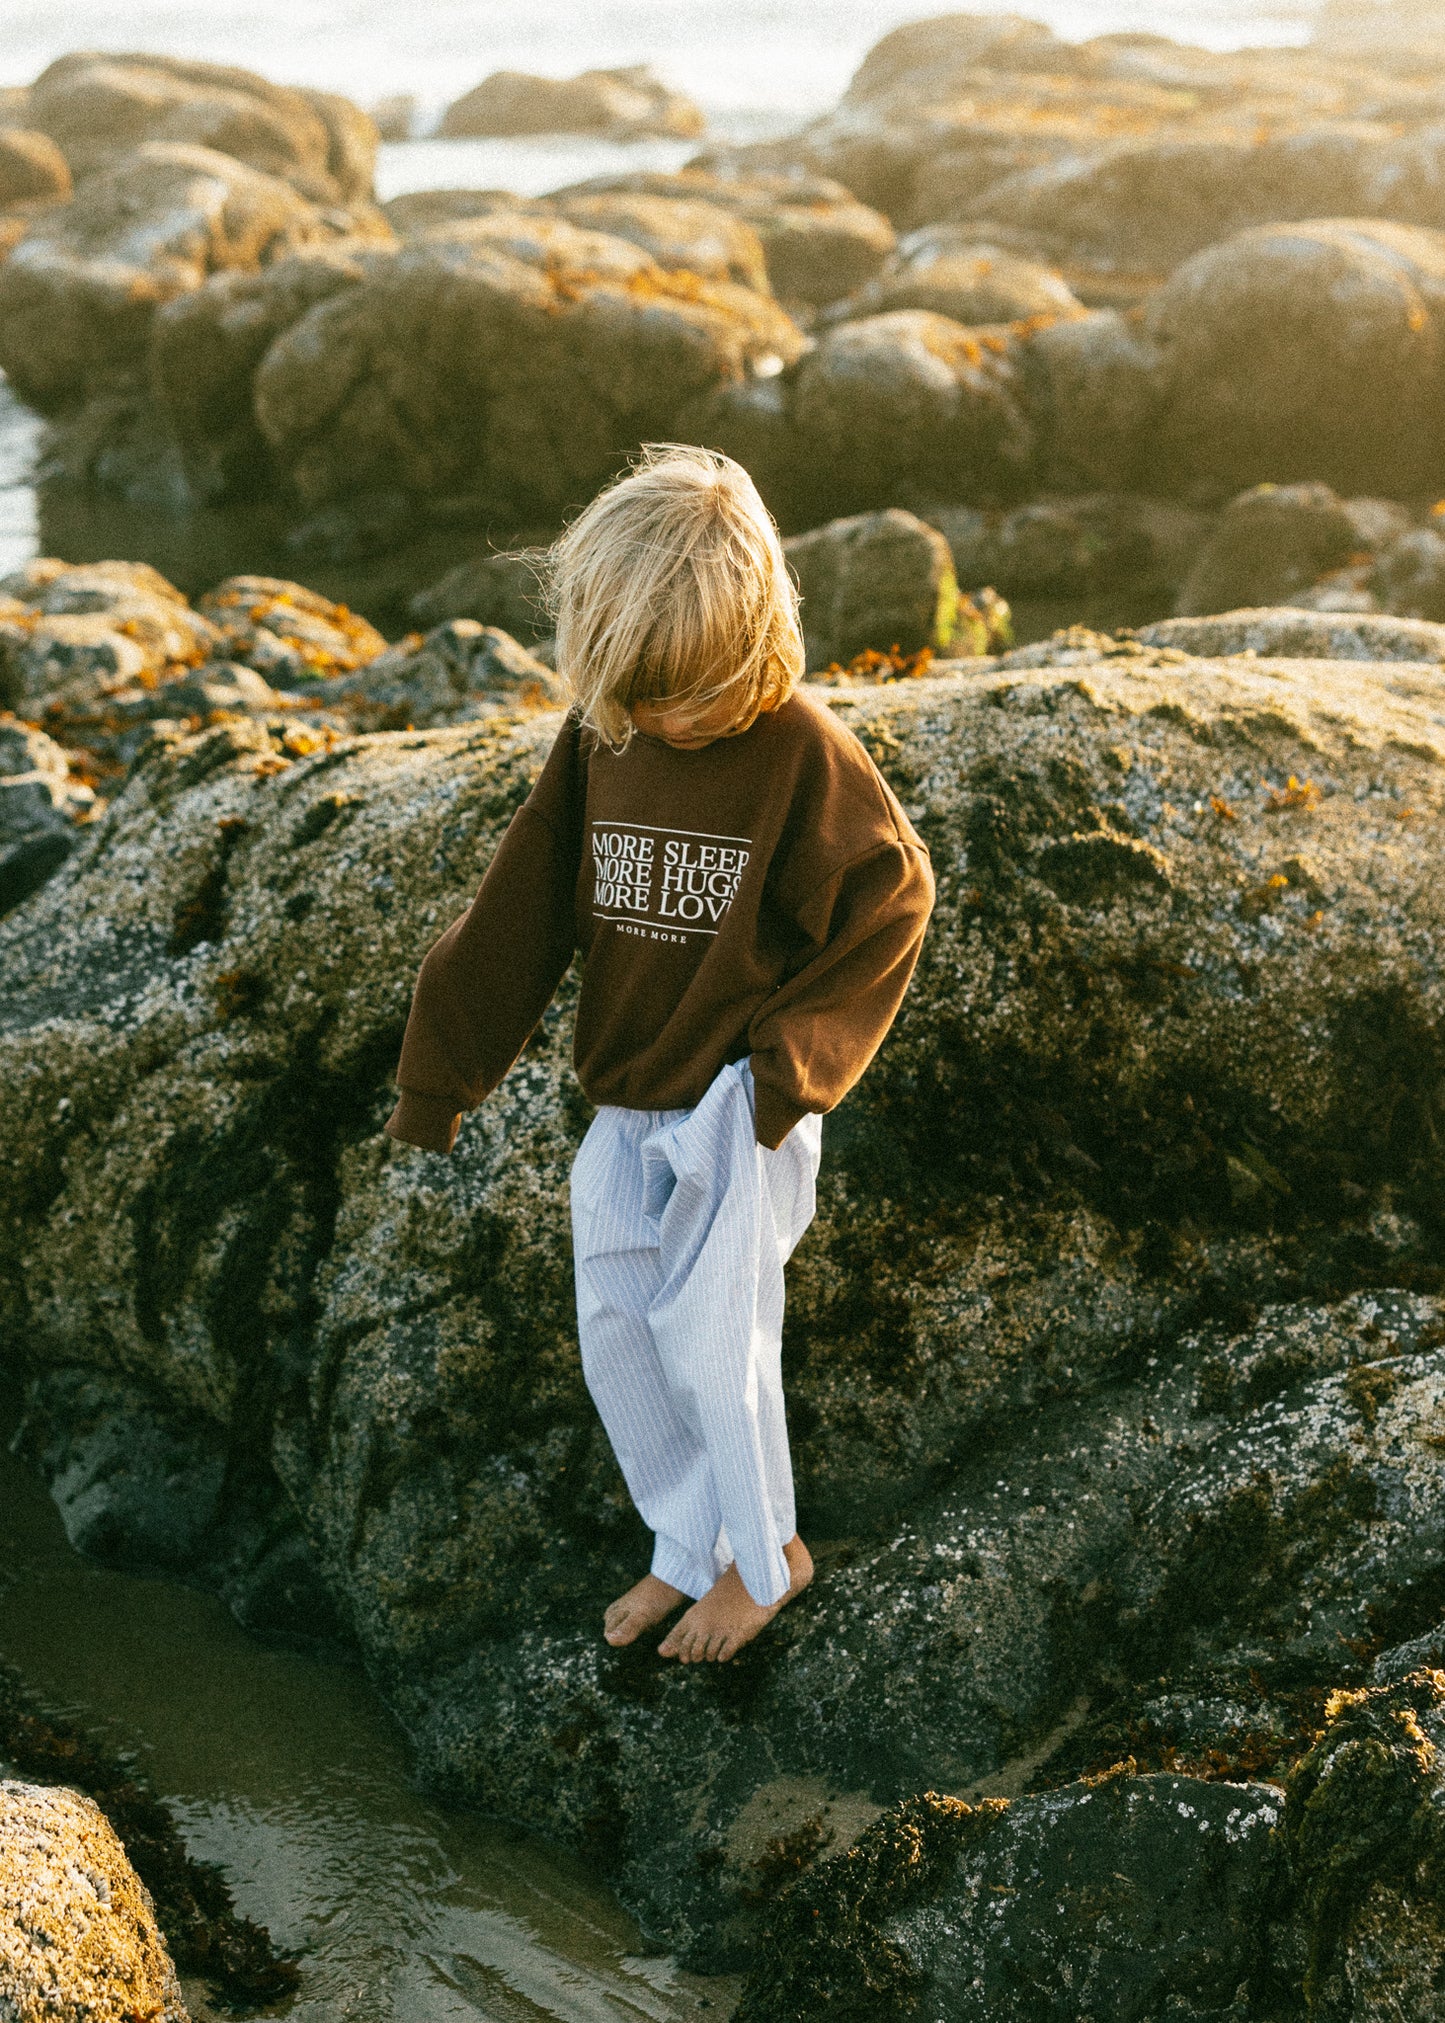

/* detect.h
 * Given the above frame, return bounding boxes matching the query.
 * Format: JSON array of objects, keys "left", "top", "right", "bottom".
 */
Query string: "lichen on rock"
[{"left": 0, "top": 1780, "right": 189, "bottom": 2023}]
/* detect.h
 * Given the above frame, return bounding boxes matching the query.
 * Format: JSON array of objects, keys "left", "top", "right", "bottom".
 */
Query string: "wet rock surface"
[{"left": 3, "top": 638, "right": 1445, "bottom": 1994}]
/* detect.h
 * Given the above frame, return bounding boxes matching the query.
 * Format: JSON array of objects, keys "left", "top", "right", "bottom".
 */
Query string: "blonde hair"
[{"left": 550, "top": 444, "right": 804, "bottom": 752}]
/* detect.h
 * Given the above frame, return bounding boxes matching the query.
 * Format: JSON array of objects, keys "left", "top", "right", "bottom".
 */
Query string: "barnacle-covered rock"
[
  {"left": 194, "top": 574, "right": 388, "bottom": 683},
  {"left": 0, "top": 1781, "right": 188, "bottom": 2023},
  {"left": 3, "top": 642, "right": 1445, "bottom": 1975}
]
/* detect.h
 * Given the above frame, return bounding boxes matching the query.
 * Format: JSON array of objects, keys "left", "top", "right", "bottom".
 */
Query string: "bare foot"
[
  {"left": 603, "top": 1573, "right": 686, "bottom": 1647},
  {"left": 658, "top": 1537, "right": 813, "bottom": 1664}
]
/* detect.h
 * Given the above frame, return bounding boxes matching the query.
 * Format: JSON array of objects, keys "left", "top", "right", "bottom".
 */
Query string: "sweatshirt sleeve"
[
  {"left": 747, "top": 836, "right": 935, "bottom": 1150},
  {"left": 385, "top": 724, "right": 584, "bottom": 1154}
]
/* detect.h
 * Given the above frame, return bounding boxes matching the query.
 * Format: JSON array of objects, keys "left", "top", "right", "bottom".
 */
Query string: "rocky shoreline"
[
  {"left": 3, "top": 613, "right": 1445, "bottom": 2010},
  {"left": 4, "top": 10, "right": 1445, "bottom": 2018}
]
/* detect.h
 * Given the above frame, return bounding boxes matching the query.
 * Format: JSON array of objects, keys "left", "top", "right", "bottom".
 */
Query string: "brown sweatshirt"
[{"left": 385, "top": 688, "right": 935, "bottom": 1153}]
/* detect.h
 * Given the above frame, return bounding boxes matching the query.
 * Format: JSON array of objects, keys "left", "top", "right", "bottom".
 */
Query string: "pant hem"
[{"left": 651, "top": 1535, "right": 720, "bottom": 1601}]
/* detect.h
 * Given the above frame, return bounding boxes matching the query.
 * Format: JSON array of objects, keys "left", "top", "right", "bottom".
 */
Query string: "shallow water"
[{"left": 0, "top": 1437, "right": 736, "bottom": 2022}]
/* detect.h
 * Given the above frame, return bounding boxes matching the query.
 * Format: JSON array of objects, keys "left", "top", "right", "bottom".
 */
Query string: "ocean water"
[{"left": 2, "top": 0, "right": 1317, "bottom": 132}]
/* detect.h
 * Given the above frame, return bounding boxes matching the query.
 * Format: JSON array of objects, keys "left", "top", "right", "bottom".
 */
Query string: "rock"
[
  {"left": 0, "top": 141, "right": 333, "bottom": 412},
  {"left": 1176, "top": 481, "right": 1395, "bottom": 617},
  {"left": 0, "top": 1780, "right": 188, "bottom": 2023},
  {"left": 736, "top": 1778, "right": 1285, "bottom": 2022},
  {"left": 784, "top": 509, "right": 962, "bottom": 670},
  {"left": 251, "top": 226, "right": 804, "bottom": 527},
  {"left": 0, "top": 715, "right": 93, "bottom": 915},
  {"left": 0, "top": 1669, "right": 300, "bottom": 2005},
  {"left": 106, "top": 663, "right": 283, "bottom": 724},
  {"left": 297, "top": 85, "right": 381, "bottom": 211},
  {"left": 841, "top": 12, "right": 1063, "bottom": 110},
  {"left": 742, "top": 1667, "right": 1445, "bottom": 2018},
  {"left": 0, "top": 128, "right": 71, "bottom": 206},
  {"left": 5, "top": 638, "right": 1445, "bottom": 1970},
  {"left": 378, "top": 189, "right": 769, "bottom": 295},
  {"left": 0, "top": 561, "right": 225, "bottom": 716},
  {"left": 381, "top": 189, "right": 545, "bottom": 237},
  {"left": 790, "top": 311, "right": 1034, "bottom": 520},
  {"left": 551, "top": 192, "right": 771, "bottom": 293},
  {"left": 369, "top": 93, "right": 417, "bottom": 142},
  {"left": 194, "top": 575, "right": 388, "bottom": 683},
  {"left": 439, "top": 66, "right": 703, "bottom": 142},
  {"left": 955, "top": 128, "right": 1386, "bottom": 284},
  {"left": 408, "top": 548, "right": 550, "bottom": 641},
  {"left": 1144, "top": 219, "right": 1445, "bottom": 497},
  {"left": 553, "top": 168, "right": 896, "bottom": 305},
  {"left": 837, "top": 230, "right": 1083, "bottom": 325},
  {"left": 6, "top": 619, "right": 149, "bottom": 713},
  {"left": 1138, "top": 607, "right": 1445, "bottom": 660},
  {"left": 1021, "top": 307, "right": 1164, "bottom": 492},
  {"left": 1280, "top": 1670, "right": 1445, "bottom": 2021},
  {"left": 6, "top": 556, "right": 189, "bottom": 610},
  {"left": 932, "top": 492, "right": 1208, "bottom": 603},
  {"left": 1371, "top": 525, "right": 1445, "bottom": 621},
  {"left": 27, "top": 51, "right": 377, "bottom": 205},
  {"left": 150, "top": 238, "right": 396, "bottom": 503},
  {"left": 329, "top": 620, "right": 563, "bottom": 728}
]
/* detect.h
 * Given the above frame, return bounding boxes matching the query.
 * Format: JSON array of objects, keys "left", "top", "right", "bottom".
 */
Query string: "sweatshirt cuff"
[
  {"left": 750, "top": 1076, "right": 811, "bottom": 1151},
  {"left": 385, "top": 1090, "right": 461, "bottom": 1153}
]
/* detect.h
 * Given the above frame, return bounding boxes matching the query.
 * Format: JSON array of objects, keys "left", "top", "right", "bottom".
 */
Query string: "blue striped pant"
[{"left": 570, "top": 1060, "right": 822, "bottom": 1607}]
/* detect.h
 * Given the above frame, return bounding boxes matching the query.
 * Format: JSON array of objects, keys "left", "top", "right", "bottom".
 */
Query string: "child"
[{"left": 385, "top": 446, "right": 934, "bottom": 1663}]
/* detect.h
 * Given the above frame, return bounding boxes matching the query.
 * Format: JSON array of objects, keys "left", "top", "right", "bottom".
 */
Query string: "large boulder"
[
  {"left": 790, "top": 310, "right": 1034, "bottom": 519},
  {"left": 550, "top": 191, "right": 771, "bottom": 293},
  {"left": 0, "top": 141, "right": 335, "bottom": 412},
  {"left": 784, "top": 508, "right": 962, "bottom": 669},
  {"left": 953, "top": 127, "right": 1388, "bottom": 282},
  {"left": 552, "top": 168, "right": 896, "bottom": 306},
  {"left": 1144, "top": 218, "right": 1445, "bottom": 497},
  {"left": 737, "top": 1780, "right": 1286, "bottom": 2022},
  {"left": 0, "top": 128, "right": 71, "bottom": 207},
  {"left": 4, "top": 632, "right": 1445, "bottom": 1969},
  {"left": 27, "top": 51, "right": 378, "bottom": 204},
  {"left": 327, "top": 620, "right": 563, "bottom": 728},
  {"left": 439, "top": 66, "right": 703, "bottom": 141},
  {"left": 194, "top": 574, "right": 388, "bottom": 684},
  {"left": 739, "top": 1668, "right": 1445, "bottom": 2019},
  {"left": 838, "top": 229, "right": 1083, "bottom": 325},
  {"left": 0, "top": 560, "right": 226, "bottom": 733},
  {"left": 1176, "top": 481, "right": 1401, "bottom": 617},
  {"left": 251, "top": 224, "right": 804, "bottom": 527},
  {"left": 1139, "top": 607, "right": 1445, "bottom": 661},
  {"left": 932, "top": 492, "right": 1208, "bottom": 607},
  {"left": 149, "top": 239, "right": 396, "bottom": 503},
  {"left": 1372, "top": 525, "right": 1445, "bottom": 621},
  {"left": 1018, "top": 307, "right": 1165, "bottom": 492},
  {"left": 0, "top": 1781, "right": 188, "bottom": 2023}
]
